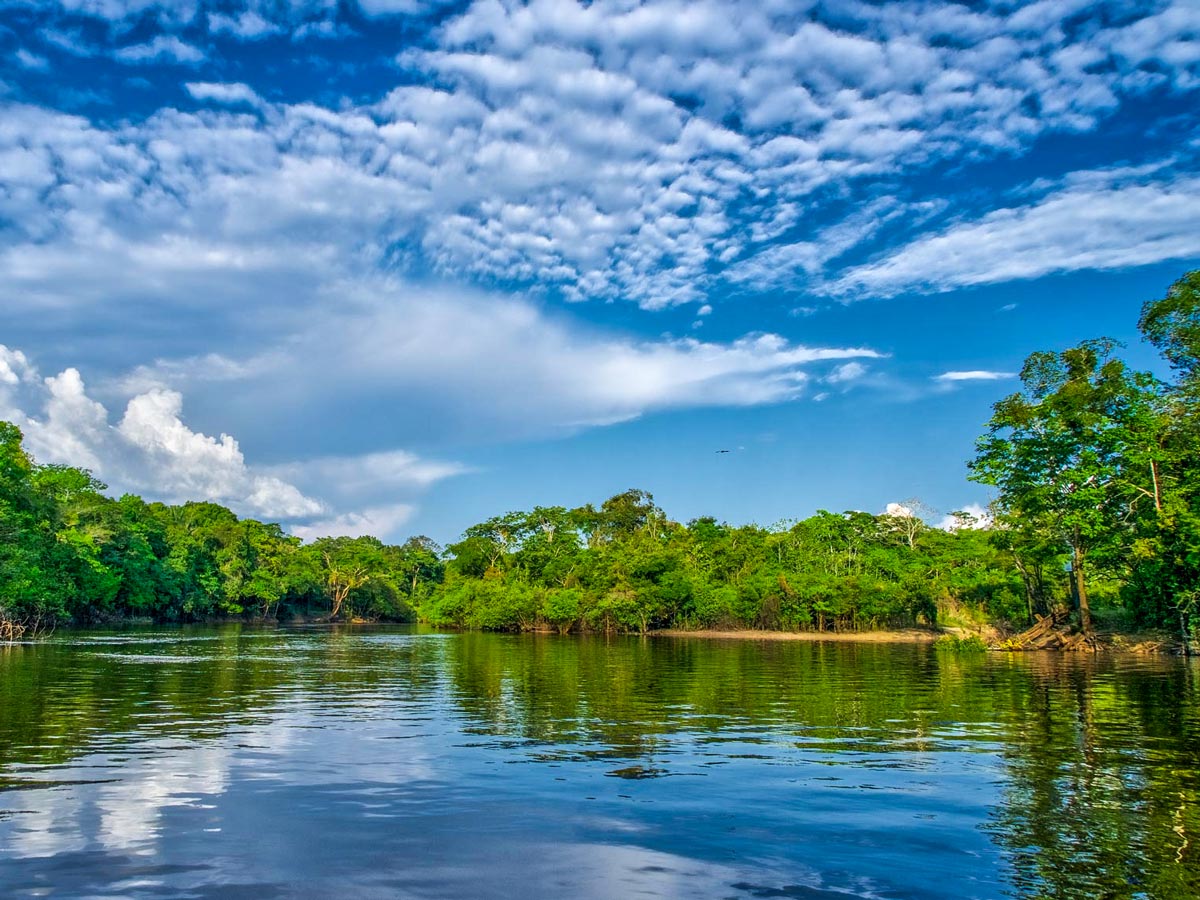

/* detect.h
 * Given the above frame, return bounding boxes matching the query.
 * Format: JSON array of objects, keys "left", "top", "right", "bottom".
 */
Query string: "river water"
[{"left": 0, "top": 626, "right": 1197, "bottom": 898}]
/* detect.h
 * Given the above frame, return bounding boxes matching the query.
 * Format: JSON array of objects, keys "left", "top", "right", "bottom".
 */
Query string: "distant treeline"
[{"left": 2, "top": 271, "right": 1198, "bottom": 639}]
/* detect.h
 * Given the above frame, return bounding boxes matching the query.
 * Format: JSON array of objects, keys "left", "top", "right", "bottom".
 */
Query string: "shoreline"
[
  {"left": 650, "top": 628, "right": 941, "bottom": 643},
  {"left": 650, "top": 627, "right": 1192, "bottom": 654}
]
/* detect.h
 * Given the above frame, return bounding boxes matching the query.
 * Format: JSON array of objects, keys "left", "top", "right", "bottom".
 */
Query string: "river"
[{"left": 1, "top": 625, "right": 1197, "bottom": 898}]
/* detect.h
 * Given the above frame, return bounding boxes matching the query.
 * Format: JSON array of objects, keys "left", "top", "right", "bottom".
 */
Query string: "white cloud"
[
  {"left": 270, "top": 449, "right": 469, "bottom": 495},
  {"left": 883, "top": 499, "right": 992, "bottom": 530},
  {"left": 357, "top": 0, "right": 450, "bottom": 15},
  {"left": 0, "top": 344, "right": 467, "bottom": 534},
  {"left": 933, "top": 370, "right": 1015, "bottom": 383},
  {"left": 0, "top": 346, "right": 37, "bottom": 386},
  {"left": 4, "top": 353, "right": 324, "bottom": 520},
  {"left": 3, "top": 2, "right": 1198, "bottom": 310},
  {"left": 826, "top": 362, "right": 868, "bottom": 384},
  {"left": 26, "top": 325, "right": 828, "bottom": 538},
  {"left": 185, "top": 82, "right": 264, "bottom": 108},
  {"left": 15, "top": 48, "right": 50, "bottom": 71},
  {"left": 290, "top": 504, "right": 416, "bottom": 541},
  {"left": 726, "top": 198, "right": 914, "bottom": 288},
  {"left": 834, "top": 167, "right": 1200, "bottom": 297},
  {"left": 194, "top": 282, "right": 885, "bottom": 443},
  {"left": 292, "top": 19, "right": 354, "bottom": 40},
  {"left": 937, "top": 503, "right": 993, "bottom": 531},
  {"left": 91, "top": 281, "right": 884, "bottom": 471},
  {"left": 25, "top": 368, "right": 110, "bottom": 471},
  {"left": 116, "top": 387, "right": 323, "bottom": 518},
  {"left": 207, "top": 11, "right": 284, "bottom": 39},
  {"left": 114, "top": 35, "right": 206, "bottom": 65},
  {"left": 0, "top": 94, "right": 886, "bottom": 440}
]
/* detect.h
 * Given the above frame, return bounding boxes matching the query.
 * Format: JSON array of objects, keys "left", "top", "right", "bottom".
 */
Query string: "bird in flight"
[{"left": 716, "top": 449, "right": 730, "bottom": 454}]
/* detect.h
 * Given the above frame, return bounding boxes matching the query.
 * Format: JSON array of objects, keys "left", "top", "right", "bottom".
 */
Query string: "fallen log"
[
  {"left": 994, "top": 610, "right": 1100, "bottom": 652},
  {"left": 1002, "top": 610, "right": 1069, "bottom": 649}
]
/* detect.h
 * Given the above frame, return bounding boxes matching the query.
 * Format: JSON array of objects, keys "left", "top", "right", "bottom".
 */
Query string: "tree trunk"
[
  {"left": 1071, "top": 529, "right": 1092, "bottom": 634},
  {"left": 1013, "top": 555, "right": 1036, "bottom": 625},
  {"left": 330, "top": 586, "right": 348, "bottom": 620}
]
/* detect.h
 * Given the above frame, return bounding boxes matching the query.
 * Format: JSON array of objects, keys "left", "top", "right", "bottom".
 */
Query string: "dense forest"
[{"left": 2, "top": 271, "right": 1197, "bottom": 642}]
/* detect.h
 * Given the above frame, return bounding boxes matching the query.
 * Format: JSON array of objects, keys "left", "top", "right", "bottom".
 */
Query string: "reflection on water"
[{"left": 1, "top": 626, "right": 1197, "bottom": 898}]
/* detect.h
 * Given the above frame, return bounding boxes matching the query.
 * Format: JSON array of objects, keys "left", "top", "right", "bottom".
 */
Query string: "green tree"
[
  {"left": 969, "top": 341, "right": 1154, "bottom": 633},
  {"left": 1128, "top": 270, "right": 1200, "bottom": 640},
  {"left": 313, "top": 536, "right": 376, "bottom": 620}
]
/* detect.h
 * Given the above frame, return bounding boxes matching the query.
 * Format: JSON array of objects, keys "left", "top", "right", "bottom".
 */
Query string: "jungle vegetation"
[{"left": 2, "top": 271, "right": 1197, "bottom": 640}]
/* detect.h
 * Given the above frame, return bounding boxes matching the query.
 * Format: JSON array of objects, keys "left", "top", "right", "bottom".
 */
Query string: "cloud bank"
[
  {"left": 0, "top": 290, "right": 882, "bottom": 532},
  {"left": 1, "top": 1, "right": 1198, "bottom": 312},
  {"left": 835, "top": 166, "right": 1200, "bottom": 297},
  {"left": 116, "top": 282, "right": 885, "bottom": 447}
]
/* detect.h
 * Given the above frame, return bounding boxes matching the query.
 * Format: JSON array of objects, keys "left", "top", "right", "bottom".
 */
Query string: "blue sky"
[{"left": 0, "top": 0, "right": 1197, "bottom": 543}]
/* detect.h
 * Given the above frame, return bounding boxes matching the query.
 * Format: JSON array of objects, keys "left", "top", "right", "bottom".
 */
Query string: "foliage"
[
  {"left": 934, "top": 634, "right": 988, "bottom": 652},
  {"left": 422, "top": 496, "right": 1029, "bottom": 634},
  {"left": 969, "top": 269, "right": 1200, "bottom": 639},
  {"left": 0, "top": 427, "right": 429, "bottom": 630}
]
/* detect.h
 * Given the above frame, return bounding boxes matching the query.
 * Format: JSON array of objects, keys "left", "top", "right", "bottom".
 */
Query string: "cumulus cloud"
[
  {"left": 834, "top": 167, "right": 1200, "bottom": 297},
  {"left": 937, "top": 504, "right": 993, "bottom": 531},
  {"left": 116, "top": 388, "right": 322, "bottom": 518},
  {"left": 1, "top": 350, "right": 322, "bottom": 519},
  {"left": 883, "top": 500, "right": 992, "bottom": 531},
  {"left": 0, "top": 346, "right": 36, "bottom": 386},
  {"left": 0, "top": 344, "right": 464, "bottom": 534}
]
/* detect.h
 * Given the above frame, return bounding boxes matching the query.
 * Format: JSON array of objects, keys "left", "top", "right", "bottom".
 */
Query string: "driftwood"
[
  {"left": 997, "top": 610, "right": 1097, "bottom": 652},
  {"left": 1004, "top": 610, "right": 1067, "bottom": 646},
  {"left": 0, "top": 618, "right": 27, "bottom": 643},
  {"left": 0, "top": 614, "right": 54, "bottom": 643}
]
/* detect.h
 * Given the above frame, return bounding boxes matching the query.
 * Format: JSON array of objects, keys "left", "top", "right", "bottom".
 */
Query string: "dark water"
[{"left": 1, "top": 627, "right": 1197, "bottom": 899}]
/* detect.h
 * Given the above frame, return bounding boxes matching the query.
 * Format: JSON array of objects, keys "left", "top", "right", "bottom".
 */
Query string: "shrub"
[{"left": 934, "top": 634, "right": 988, "bottom": 652}]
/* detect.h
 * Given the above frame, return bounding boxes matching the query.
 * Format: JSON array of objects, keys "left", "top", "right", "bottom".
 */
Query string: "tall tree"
[
  {"left": 969, "top": 340, "right": 1153, "bottom": 634},
  {"left": 1129, "top": 270, "right": 1200, "bottom": 641}
]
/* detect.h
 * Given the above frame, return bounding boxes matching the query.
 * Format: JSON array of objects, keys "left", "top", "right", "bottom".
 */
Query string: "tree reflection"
[{"left": 1, "top": 629, "right": 1197, "bottom": 897}]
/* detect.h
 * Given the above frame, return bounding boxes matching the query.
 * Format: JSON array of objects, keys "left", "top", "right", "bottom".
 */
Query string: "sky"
[{"left": 0, "top": 0, "right": 1198, "bottom": 545}]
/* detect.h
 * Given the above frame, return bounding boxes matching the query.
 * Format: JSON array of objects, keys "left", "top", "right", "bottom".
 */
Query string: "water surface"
[{"left": 1, "top": 626, "right": 1197, "bottom": 898}]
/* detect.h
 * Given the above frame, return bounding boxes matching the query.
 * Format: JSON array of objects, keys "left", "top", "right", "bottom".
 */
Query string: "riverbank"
[
  {"left": 651, "top": 628, "right": 941, "bottom": 643},
  {"left": 650, "top": 627, "right": 1193, "bottom": 654}
]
